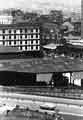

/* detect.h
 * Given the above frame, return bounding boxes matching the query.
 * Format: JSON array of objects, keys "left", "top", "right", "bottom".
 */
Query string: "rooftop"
[{"left": 0, "top": 21, "right": 40, "bottom": 28}]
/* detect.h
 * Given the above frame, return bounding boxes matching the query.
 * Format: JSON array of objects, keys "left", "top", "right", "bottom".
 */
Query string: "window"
[
  {"left": 36, "top": 34, "right": 38, "bottom": 38},
  {"left": 3, "top": 35, "right": 5, "bottom": 39},
  {"left": 25, "top": 28, "right": 27, "bottom": 33},
  {"left": 3, "top": 29, "right": 5, "bottom": 34},
  {"left": 14, "top": 40, "right": 16, "bottom": 45},
  {"left": 36, "top": 28, "right": 38, "bottom": 32},
  {"left": 9, "top": 30, "right": 11, "bottom": 34},
  {"left": 14, "top": 35, "right": 16, "bottom": 39},
  {"left": 9, "top": 35, "right": 11, "bottom": 39},
  {"left": 36, "top": 46, "right": 38, "bottom": 50},
  {"left": 25, "top": 40, "right": 27, "bottom": 44},
  {"left": 31, "top": 29, "right": 33, "bottom": 32},
  {"left": 25, "top": 46, "right": 27, "bottom": 50},
  {"left": 20, "top": 41, "right": 22, "bottom": 44},
  {"left": 36, "top": 40, "right": 38, "bottom": 44},
  {"left": 71, "top": 53, "right": 74, "bottom": 57},
  {"left": 20, "top": 46, "right": 22, "bottom": 50},
  {"left": 80, "top": 54, "right": 82, "bottom": 58},
  {"left": 31, "top": 41, "right": 33, "bottom": 44},
  {"left": 25, "top": 35, "right": 27, "bottom": 38},
  {"left": 31, "top": 35, "right": 33, "bottom": 38},
  {"left": 20, "top": 29, "right": 22, "bottom": 33},
  {"left": 31, "top": 46, "right": 33, "bottom": 50},
  {"left": 3, "top": 41, "right": 5, "bottom": 45},
  {"left": 20, "top": 35, "right": 22, "bottom": 39},
  {"left": 9, "top": 41, "right": 11, "bottom": 45},
  {"left": 14, "top": 30, "right": 16, "bottom": 34}
]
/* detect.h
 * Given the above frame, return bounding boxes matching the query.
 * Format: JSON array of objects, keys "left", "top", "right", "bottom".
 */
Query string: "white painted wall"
[{"left": 37, "top": 74, "right": 52, "bottom": 84}]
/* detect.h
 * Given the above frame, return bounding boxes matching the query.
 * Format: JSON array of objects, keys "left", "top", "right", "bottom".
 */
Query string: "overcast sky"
[{"left": 0, "top": 0, "right": 81, "bottom": 12}]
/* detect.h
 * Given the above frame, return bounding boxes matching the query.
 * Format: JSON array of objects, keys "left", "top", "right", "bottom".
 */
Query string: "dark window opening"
[
  {"left": 14, "top": 40, "right": 16, "bottom": 45},
  {"left": 9, "top": 41, "right": 11, "bottom": 45},
  {"left": 3, "top": 41, "right": 5, "bottom": 45},
  {"left": 31, "top": 46, "right": 33, "bottom": 50},
  {"left": 3, "top": 29, "right": 5, "bottom": 34},
  {"left": 9, "top": 35, "right": 11, "bottom": 39},
  {"left": 9, "top": 30, "right": 11, "bottom": 34},
  {"left": 31, "top": 35, "right": 33, "bottom": 38},
  {"left": 80, "top": 53, "right": 82, "bottom": 58},
  {"left": 31, "top": 29, "right": 33, "bottom": 32},
  {"left": 36, "top": 46, "right": 38, "bottom": 50},
  {"left": 25, "top": 28, "right": 27, "bottom": 33},
  {"left": 31, "top": 41, "right": 33, "bottom": 44},
  {"left": 20, "top": 41, "right": 22, "bottom": 44},
  {"left": 20, "top": 29, "right": 22, "bottom": 33},
  {"left": 3, "top": 35, "right": 5, "bottom": 39},
  {"left": 20, "top": 35, "right": 22, "bottom": 39},
  {"left": 25, "top": 41, "right": 27, "bottom": 44},
  {"left": 71, "top": 53, "right": 74, "bottom": 57},
  {"left": 14, "top": 30, "right": 16, "bottom": 33},
  {"left": 14, "top": 35, "right": 16, "bottom": 39},
  {"left": 36, "top": 40, "right": 38, "bottom": 44},
  {"left": 25, "top": 35, "right": 27, "bottom": 38},
  {"left": 75, "top": 55, "right": 79, "bottom": 58},
  {"left": 36, "top": 34, "right": 38, "bottom": 38},
  {"left": 20, "top": 46, "right": 22, "bottom": 50},
  {"left": 36, "top": 28, "right": 38, "bottom": 32}
]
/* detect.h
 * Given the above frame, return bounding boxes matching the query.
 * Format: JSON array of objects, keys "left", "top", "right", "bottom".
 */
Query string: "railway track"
[{"left": 0, "top": 86, "right": 83, "bottom": 116}]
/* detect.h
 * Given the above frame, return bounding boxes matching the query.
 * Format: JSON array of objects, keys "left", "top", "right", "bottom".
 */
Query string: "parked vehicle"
[
  {"left": 39, "top": 103, "right": 58, "bottom": 114},
  {"left": 39, "top": 103, "right": 64, "bottom": 120}
]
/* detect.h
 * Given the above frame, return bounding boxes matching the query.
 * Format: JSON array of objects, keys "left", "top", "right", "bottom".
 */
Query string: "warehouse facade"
[{"left": 0, "top": 22, "right": 40, "bottom": 52}]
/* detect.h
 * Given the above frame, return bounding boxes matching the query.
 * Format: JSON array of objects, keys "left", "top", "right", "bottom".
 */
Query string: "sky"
[{"left": 0, "top": 0, "right": 81, "bottom": 12}]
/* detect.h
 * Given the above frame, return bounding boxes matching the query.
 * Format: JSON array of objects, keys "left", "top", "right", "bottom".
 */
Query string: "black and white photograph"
[{"left": 0, "top": 0, "right": 82, "bottom": 120}]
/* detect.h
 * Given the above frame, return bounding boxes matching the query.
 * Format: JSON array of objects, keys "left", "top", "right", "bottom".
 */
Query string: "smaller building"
[
  {"left": 41, "top": 22, "right": 61, "bottom": 45},
  {"left": 0, "top": 21, "right": 41, "bottom": 57},
  {"left": 0, "top": 10, "right": 13, "bottom": 24},
  {"left": 57, "top": 43, "right": 83, "bottom": 59},
  {"left": 72, "top": 21, "right": 81, "bottom": 36}
]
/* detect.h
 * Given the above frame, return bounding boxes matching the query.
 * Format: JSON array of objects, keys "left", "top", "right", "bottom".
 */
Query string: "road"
[{"left": 0, "top": 91, "right": 83, "bottom": 116}]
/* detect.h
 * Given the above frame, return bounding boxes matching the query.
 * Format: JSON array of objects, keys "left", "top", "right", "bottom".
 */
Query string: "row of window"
[
  {"left": 19, "top": 46, "right": 40, "bottom": 51},
  {"left": 71, "top": 53, "right": 83, "bottom": 58},
  {"left": 43, "top": 34, "right": 58, "bottom": 40},
  {"left": 0, "top": 28, "right": 39, "bottom": 34},
  {"left": 1, "top": 34, "right": 39, "bottom": 40},
  {"left": 3, "top": 40, "right": 40, "bottom": 45}
]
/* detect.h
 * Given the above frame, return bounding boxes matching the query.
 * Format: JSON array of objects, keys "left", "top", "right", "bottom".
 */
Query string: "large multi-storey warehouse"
[
  {"left": 0, "top": 23, "right": 40, "bottom": 52},
  {"left": 0, "top": 11, "right": 42, "bottom": 58}
]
